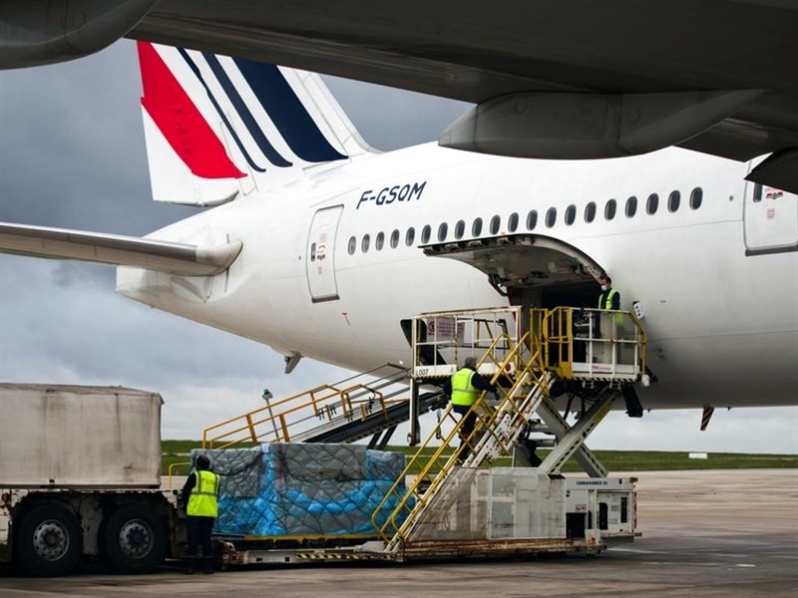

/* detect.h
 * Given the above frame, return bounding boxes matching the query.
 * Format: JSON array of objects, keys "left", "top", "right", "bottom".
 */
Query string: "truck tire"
[
  {"left": 17, "top": 502, "right": 82, "bottom": 577},
  {"left": 103, "top": 504, "right": 166, "bottom": 574}
]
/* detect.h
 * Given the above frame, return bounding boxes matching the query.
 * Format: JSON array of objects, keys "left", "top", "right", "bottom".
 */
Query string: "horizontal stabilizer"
[{"left": 0, "top": 223, "right": 242, "bottom": 276}]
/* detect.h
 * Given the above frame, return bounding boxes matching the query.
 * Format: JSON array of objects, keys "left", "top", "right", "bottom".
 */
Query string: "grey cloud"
[
  {"left": 51, "top": 261, "right": 115, "bottom": 288},
  {"left": 0, "top": 41, "right": 195, "bottom": 235},
  {"left": 1, "top": 258, "right": 268, "bottom": 383}
]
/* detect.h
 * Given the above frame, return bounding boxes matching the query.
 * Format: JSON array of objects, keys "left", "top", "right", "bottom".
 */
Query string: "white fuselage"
[{"left": 117, "top": 144, "right": 798, "bottom": 410}]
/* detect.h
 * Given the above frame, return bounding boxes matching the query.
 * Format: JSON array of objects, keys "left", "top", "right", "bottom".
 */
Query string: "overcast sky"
[{"left": 0, "top": 40, "right": 796, "bottom": 454}]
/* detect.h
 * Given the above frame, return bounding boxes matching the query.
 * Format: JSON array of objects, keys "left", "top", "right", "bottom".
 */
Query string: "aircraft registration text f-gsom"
[{"left": 356, "top": 181, "right": 427, "bottom": 209}]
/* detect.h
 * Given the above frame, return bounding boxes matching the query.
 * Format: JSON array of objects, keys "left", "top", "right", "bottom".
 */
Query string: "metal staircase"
[
  {"left": 291, "top": 390, "right": 444, "bottom": 446},
  {"left": 372, "top": 314, "right": 548, "bottom": 552},
  {"left": 201, "top": 365, "right": 433, "bottom": 449},
  {"left": 371, "top": 305, "right": 647, "bottom": 556}
]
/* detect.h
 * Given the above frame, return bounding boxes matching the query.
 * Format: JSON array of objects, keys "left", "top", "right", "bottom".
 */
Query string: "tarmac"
[{"left": 1, "top": 469, "right": 796, "bottom": 597}]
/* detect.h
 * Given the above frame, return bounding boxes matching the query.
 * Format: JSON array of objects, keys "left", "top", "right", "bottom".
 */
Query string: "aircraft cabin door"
[
  {"left": 743, "top": 178, "right": 798, "bottom": 256},
  {"left": 306, "top": 205, "right": 343, "bottom": 302}
]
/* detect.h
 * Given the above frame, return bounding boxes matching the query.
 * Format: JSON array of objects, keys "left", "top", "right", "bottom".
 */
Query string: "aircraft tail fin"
[{"left": 136, "top": 41, "right": 376, "bottom": 206}]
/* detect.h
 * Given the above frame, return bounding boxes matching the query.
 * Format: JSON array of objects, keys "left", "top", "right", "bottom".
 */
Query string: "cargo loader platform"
[{"left": 196, "top": 305, "right": 647, "bottom": 566}]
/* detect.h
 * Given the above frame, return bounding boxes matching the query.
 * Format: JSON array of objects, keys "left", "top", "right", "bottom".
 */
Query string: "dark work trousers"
[
  {"left": 452, "top": 404, "right": 477, "bottom": 461},
  {"left": 186, "top": 516, "right": 215, "bottom": 571}
]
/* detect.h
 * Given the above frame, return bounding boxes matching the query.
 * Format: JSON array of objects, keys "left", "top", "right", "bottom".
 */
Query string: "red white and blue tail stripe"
[{"left": 137, "top": 42, "right": 374, "bottom": 206}]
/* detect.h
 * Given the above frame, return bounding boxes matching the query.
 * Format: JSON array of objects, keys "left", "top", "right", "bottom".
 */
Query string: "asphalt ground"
[{"left": 1, "top": 469, "right": 796, "bottom": 597}]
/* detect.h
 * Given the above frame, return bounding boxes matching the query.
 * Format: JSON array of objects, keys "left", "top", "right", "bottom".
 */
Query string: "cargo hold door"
[{"left": 421, "top": 233, "right": 605, "bottom": 305}]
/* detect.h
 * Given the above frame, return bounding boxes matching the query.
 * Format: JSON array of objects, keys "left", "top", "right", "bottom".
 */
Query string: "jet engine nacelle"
[{"left": 0, "top": 0, "right": 156, "bottom": 69}]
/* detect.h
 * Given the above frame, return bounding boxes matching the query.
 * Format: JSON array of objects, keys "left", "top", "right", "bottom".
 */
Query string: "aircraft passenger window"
[
  {"left": 526, "top": 210, "right": 538, "bottom": 230},
  {"left": 405, "top": 227, "right": 416, "bottom": 246},
  {"left": 347, "top": 236, "right": 356, "bottom": 255},
  {"left": 545, "top": 207, "right": 557, "bottom": 228},
  {"left": 646, "top": 193, "right": 659, "bottom": 215},
  {"left": 605, "top": 199, "right": 617, "bottom": 220},
  {"left": 565, "top": 204, "right": 576, "bottom": 225},
  {"left": 753, "top": 183, "right": 763, "bottom": 202},
  {"left": 668, "top": 190, "right": 681, "bottom": 212},
  {"left": 361, "top": 234, "right": 370, "bottom": 253},
  {"left": 454, "top": 220, "right": 466, "bottom": 239},
  {"left": 690, "top": 187, "right": 703, "bottom": 210},
  {"left": 490, "top": 215, "right": 501, "bottom": 234},
  {"left": 584, "top": 202, "right": 596, "bottom": 223},
  {"left": 421, "top": 225, "right": 431, "bottom": 244},
  {"left": 472, "top": 217, "right": 483, "bottom": 237},
  {"left": 438, "top": 222, "right": 448, "bottom": 241},
  {"left": 625, "top": 196, "right": 638, "bottom": 217},
  {"left": 390, "top": 229, "right": 400, "bottom": 248},
  {"left": 508, "top": 212, "right": 519, "bottom": 232},
  {"left": 376, "top": 232, "right": 385, "bottom": 251}
]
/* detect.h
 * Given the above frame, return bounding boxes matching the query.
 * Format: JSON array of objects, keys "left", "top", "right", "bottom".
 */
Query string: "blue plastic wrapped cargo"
[{"left": 189, "top": 443, "right": 406, "bottom": 537}]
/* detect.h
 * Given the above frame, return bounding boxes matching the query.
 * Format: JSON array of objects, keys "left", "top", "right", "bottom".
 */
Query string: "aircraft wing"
[
  {"left": 125, "top": 1, "right": 798, "bottom": 192},
  {"left": 2, "top": 2, "right": 796, "bottom": 190},
  {"left": 0, "top": 223, "right": 242, "bottom": 277}
]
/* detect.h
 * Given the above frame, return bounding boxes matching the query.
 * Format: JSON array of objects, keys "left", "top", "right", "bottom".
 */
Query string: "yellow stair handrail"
[
  {"left": 372, "top": 329, "right": 547, "bottom": 548},
  {"left": 202, "top": 382, "right": 395, "bottom": 449}
]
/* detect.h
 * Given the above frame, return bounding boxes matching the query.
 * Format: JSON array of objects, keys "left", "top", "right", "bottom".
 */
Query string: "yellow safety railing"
[
  {"left": 533, "top": 307, "right": 647, "bottom": 381},
  {"left": 202, "top": 382, "right": 401, "bottom": 449},
  {"left": 167, "top": 461, "right": 191, "bottom": 490},
  {"left": 372, "top": 328, "right": 549, "bottom": 549},
  {"left": 412, "top": 307, "right": 524, "bottom": 378},
  {"left": 412, "top": 305, "right": 646, "bottom": 383}
]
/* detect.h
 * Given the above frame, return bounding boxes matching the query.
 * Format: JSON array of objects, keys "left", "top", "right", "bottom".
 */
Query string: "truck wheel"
[
  {"left": 103, "top": 504, "right": 166, "bottom": 574},
  {"left": 17, "top": 502, "right": 82, "bottom": 577}
]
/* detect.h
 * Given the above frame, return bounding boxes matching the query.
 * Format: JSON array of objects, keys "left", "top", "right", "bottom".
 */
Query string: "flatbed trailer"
[{"left": 213, "top": 471, "right": 638, "bottom": 567}]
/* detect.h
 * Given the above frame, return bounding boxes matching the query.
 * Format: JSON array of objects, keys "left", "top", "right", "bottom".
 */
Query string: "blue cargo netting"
[{"left": 190, "top": 443, "right": 406, "bottom": 537}]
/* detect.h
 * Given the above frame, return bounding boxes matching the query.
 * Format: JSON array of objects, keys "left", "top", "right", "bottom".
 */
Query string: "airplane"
[
  {"left": 0, "top": 42, "right": 797, "bottom": 422},
  {"left": 1, "top": 2, "right": 796, "bottom": 195}
]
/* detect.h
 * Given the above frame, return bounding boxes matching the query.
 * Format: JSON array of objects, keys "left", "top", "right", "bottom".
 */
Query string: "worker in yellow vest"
[
  {"left": 180, "top": 455, "right": 221, "bottom": 574},
  {"left": 597, "top": 275, "right": 621, "bottom": 311},
  {"left": 444, "top": 356, "right": 496, "bottom": 463},
  {"left": 596, "top": 274, "right": 624, "bottom": 333},
  {"left": 595, "top": 274, "right": 624, "bottom": 364}
]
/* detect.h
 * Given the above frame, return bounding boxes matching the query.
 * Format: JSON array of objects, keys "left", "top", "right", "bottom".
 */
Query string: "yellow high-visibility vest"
[
  {"left": 451, "top": 368, "right": 479, "bottom": 406},
  {"left": 598, "top": 288, "right": 619, "bottom": 309},
  {"left": 598, "top": 288, "right": 624, "bottom": 327},
  {"left": 187, "top": 470, "right": 220, "bottom": 518}
]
